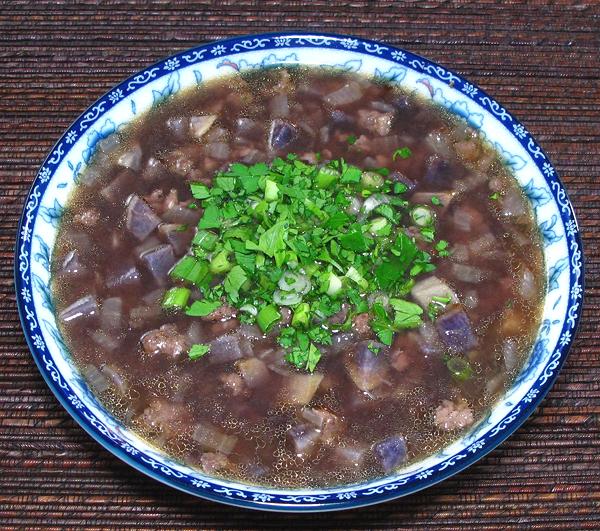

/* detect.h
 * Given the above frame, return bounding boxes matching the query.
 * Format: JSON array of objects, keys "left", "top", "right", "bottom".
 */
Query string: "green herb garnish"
[
  {"left": 392, "top": 147, "right": 412, "bottom": 160},
  {"left": 489, "top": 192, "right": 500, "bottom": 200},
  {"left": 162, "top": 155, "right": 449, "bottom": 372},
  {"left": 189, "top": 343, "right": 210, "bottom": 361}
]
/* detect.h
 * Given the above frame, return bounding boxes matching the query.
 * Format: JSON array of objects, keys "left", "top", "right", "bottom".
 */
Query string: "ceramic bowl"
[{"left": 15, "top": 32, "right": 584, "bottom": 512}]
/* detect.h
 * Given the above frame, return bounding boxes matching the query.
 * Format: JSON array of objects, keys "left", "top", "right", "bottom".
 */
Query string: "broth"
[{"left": 51, "top": 67, "right": 544, "bottom": 488}]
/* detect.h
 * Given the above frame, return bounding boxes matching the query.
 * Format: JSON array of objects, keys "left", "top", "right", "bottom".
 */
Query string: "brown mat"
[{"left": 0, "top": 1, "right": 598, "bottom": 528}]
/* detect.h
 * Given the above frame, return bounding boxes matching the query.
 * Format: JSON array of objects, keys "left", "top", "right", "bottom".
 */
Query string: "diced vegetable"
[
  {"left": 161, "top": 287, "right": 191, "bottom": 310},
  {"left": 257, "top": 305, "right": 281, "bottom": 333},
  {"left": 436, "top": 307, "right": 478, "bottom": 352},
  {"left": 237, "top": 358, "right": 270, "bottom": 389},
  {"left": 59, "top": 295, "right": 98, "bottom": 323},
  {"left": 281, "top": 373, "right": 323, "bottom": 405},
  {"left": 372, "top": 435, "right": 407, "bottom": 473},
  {"left": 192, "top": 421, "right": 237, "bottom": 455},
  {"left": 410, "top": 276, "right": 458, "bottom": 310},
  {"left": 125, "top": 195, "right": 161, "bottom": 241}
]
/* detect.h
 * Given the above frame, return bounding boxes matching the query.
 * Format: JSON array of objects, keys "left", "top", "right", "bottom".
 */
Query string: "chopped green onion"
[
  {"left": 368, "top": 216, "right": 390, "bottom": 236},
  {"left": 239, "top": 303, "right": 258, "bottom": 316},
  {"left": 273, "top": 290, "right": 303, "bottom": 306},
  {"left": 161, "top": 287, "right": 191, "bottom": 311},
  {"left": 411, "top": 205, "right": 433, "bottom": 227},
  {"left": 346, "top": 134, "right": 357, "bottom": 145},
  {"left": 292, "top": 303, "right": 310, "bottom": 328},
  {"left": 446, "top": 357, "right": 473, "bottom": 381},
  {"left": 264, "top": 179, "right": 279, "bottom": 202},
  {"left": 315, "top": 166, "right": 341, "bottom": 189},
  {"left": 170, "top": 256, "right": 209, "bottom": 286},
  {"left": 431, "top": 196, "right": 441, "bottom": 206},
  {"left": 320, "top": 271, "right": 343, "bottom": 297},
  {"left": 489, "top": 191, "right": 500, "bottom": 200},
  {"left": 257, "top": 304, "right": 281, "bottom": 333},
  {"left": 345, "top": 266, "right": 369, "bottom": 290},
  {"left": 209, "top": 249, "right": 232, "bottom": 274},
  {"left": 193, "top": 230, "right": 219, "bottom": 251},
  {"left": 360, "top": 171, "right": 384, "bottom": 190}
]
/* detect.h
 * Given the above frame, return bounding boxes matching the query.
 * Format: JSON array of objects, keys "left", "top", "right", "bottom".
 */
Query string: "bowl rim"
[{"left": 14, "top": 31, "right": 585, "bottom": 512}]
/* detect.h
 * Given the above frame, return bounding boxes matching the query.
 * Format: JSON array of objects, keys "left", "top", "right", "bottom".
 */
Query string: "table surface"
[{"left": 1, "top": 1, "right": 599, "bottom": 528}]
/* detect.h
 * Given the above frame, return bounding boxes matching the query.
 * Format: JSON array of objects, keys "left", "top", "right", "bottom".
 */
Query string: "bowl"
[{"left": 15, "top": 32, "right": 584, "bottom": 512}]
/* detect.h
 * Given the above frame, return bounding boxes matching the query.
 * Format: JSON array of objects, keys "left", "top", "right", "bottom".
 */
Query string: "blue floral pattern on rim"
[{"left": 14, "top": 32, "right": 584, "bottom": 512}]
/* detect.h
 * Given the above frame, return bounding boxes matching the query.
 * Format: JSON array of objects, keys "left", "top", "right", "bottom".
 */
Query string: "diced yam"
[
  {"left": 208, "top": 334, "right": 244, "bottom": 365},
  {"left": 118, "top": 143, "right": 142, "bottom": 171},
  {"left": 129, "top": 304, "right": 161, "bottom": 328},
  {"left": 100, "top": 170, "right": 133, "bottom": 203},
  {"left": 141, "top": 324, "right": 189, "bottom": 359},
  {"left": 345, "top": 341, "right": 389, "bottom": 392},
  {"left": 82, "top": 364, "right": 110, "bottom": 393},
  {"left": 411, "top": 276, "right": 459, "bottom": 310},
  {"left": 139, "top": 244, "right": 176, "bottom": 285},
  {"left": 411, "top": 191, "right": 456, "bottom": 212},
  {"left": 205, "top": 142, "right": 230, "bottom": 160},
  {"left": 59, "top": 295, "right": 98, "bottom": 323},
  {"left": 189, "top": 115, "right": 217, "bottom": 140},
  {"left": 500, "top": 188, "right": 528, "bottom": 218},
  {"left": 99, "top": 364, "right": 128, "bottom": 395},
  {"left": 158, "top": 224, "right": 194, "bottom": 255},
  {"left": 452, "top": 204, "right": 483, "bottom": 232},
  {"left": 60, "top": 249, "right": 87, "bottom": 277},
  {"left": 126, "top": 195, "right": 161, "bottom": 241},
  {"left": 162, "top": 204, "right": 201, "bottom": 226},
  {"left": 193, "top": 421, "right": 237, "bottom": 455},
  {"left": 435, "top": 307, "right": 478, "bottom": 352},
  {"left": 100, "top": 297, "right": 123, "bottom": 330},
  {"left": 434, "top": 399, "right": 474, "bottom": 431},
  {"left": 201, "top": 452, "right": 230, "bottom": 474},
  {"left": 236, "top": 358, "right": 270, "bottom": 389},
  {"left": 105, "top": 261, "right": 141, "bottom": 291},
  {"left": 357, "top": 109, "right": 394, "bottom": 136},
  {"left": 301, "top": 407, "right": 342, "bottom": 444},
  {"left": 451, "top": 263, "right": 487, "bottom": 284},
  {"left": 324, "top": 81, "right": 363, "bottom": 107},
  {"left": 517, "top": 267, "right": 537, "bottom": 301},
  {"left": 90, "top": 329, "right": 120, "bottom": 352},
  {"left": 281, "top": 373, "right": 323, "bottom": 405},
  {"left": 139, "top": 399, "right": 188, "bottom": 438},
  {"left": 333, "top": 445, "right": 367, "bottom": 467},
  {"left": 287, "top": 423, "right": 320, "bottom": 457},
  {"left": 269, "top": 119, "right": 297, "bottom": 150},
  {"left": 372, "top": 435, "right": 407, "bottom": 473}
]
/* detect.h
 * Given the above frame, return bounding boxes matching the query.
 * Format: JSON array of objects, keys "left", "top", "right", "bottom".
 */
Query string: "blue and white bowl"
[{"left": 15, "top": 32, "right": 584, "bottom": 512}]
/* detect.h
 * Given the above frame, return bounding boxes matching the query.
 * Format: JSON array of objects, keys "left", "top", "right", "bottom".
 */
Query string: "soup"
[{"left": 51, "top": 67, "right": 544, "bottom": 488}]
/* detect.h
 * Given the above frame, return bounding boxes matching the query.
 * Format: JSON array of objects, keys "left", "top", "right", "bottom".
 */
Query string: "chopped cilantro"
[
  {"left": 392, "top": 147, "right": 412, "bottom": 160},
  {"left": 346, "top": 134, "right": 357, "bottom": 145},
  {"left": 189, "top": 343, "right": 210, "bottom": 361},
  {"left": 489, "top": 191, "right": 500, "bottom": 200},
  {"left": 186, "top": 299, "right": 222, "bottom": 317}
]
